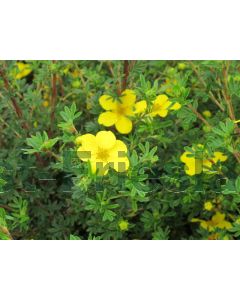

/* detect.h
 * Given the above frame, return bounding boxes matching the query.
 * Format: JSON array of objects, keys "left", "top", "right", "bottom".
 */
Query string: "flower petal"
[
  {"left": 212, "top": 152, "right": 228, "bottom": 163},
  {"left": 99, "top": 95, "right": 117, "bottom": 110},
  {"left": 98, "top": 111, "right": 118, "bottom": 127},
  {"left": 108, "top": 140, "right": 129, "bottom": 172},
  {"left": 77, "top": 146, "right": 93, "bottom": 161},
  {"left": 134, "top": 100, "right": 147, "bottom": 114},
  {"left": 115, "top": 116, "right": 132, "bottom": 134},
  {"left": 75, "top": 134, "right": 98, "bottom": 153},
  {"left": 120, "top": 89, "right": 136, "bottom": 107},
  {"left": 157, "top": 109, "right": 169, "bottom": 118},
  {"left": 170, "top": 102, "right": 181, "bottom": 110},
  {"left": 155, "top": 94, "right": 169, "bottom": 105},
  {"left": 96, "top": 131, "right": 116, "bottom": 150}
]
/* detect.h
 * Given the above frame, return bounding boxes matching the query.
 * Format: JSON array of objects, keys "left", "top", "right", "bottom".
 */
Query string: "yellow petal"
[
  {"left": 155, "top": 94, "right": 169, "bottom": 105},
  {"left": 96, "top": 131, "right": 116, "bottom": 150},
  {"left": 184, "top": 159, "right": 203, "bottom": 176},
  {"left": 108, "top": 140, "right": 129, "bottom": 172},
  {"left": 203, "top": 159, "right": 213, "bottom": 171},
  {"left": 120, "top": 89, "right": 136, "bottom": 107},
  {"left": 134, "top": 100, "right": 147, "bottom": 114},
  {"left": 157, "top": 109, "right": 169, "bottom": 118},
  {"left": 170, "top": 102, "right": 181, "bottom": 110},
  {"left": 99, "top": 95, "right": 117, "bottom": 110},
  {"left": 212, "top": 212, "right": 225, "bottom": 224},
  {"left": 93, "top": 159, "right": 111, "bottom": 175},
  {"left": 16, "top": 62, "right": 32, "bottom": 79},
  {"left": 180, "top": 151, "right": 192, "bottom": 163},
  {"left": 212, "top": 152, "right": 228, "bottom": 163},
  {"left": 98, "top": 111, "right": 118, "bottom": 127},
  {"left": 115, "top": 116, "right": 132, "bottom": 134},
  {"left": 77, "top": 146, "right": 92, "bottom": 162},
  {"left": 75, "top": 134, "right": 98, "bottom": 153}
]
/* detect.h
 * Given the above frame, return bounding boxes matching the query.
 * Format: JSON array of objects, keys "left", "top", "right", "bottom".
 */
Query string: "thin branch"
[
  {"left": 50, "top": 60, "right": 57, "bottom": 134},
  {"left": 0, "top": 68, "right": 29, "bottom": 130},
  {"left": 222, "top": 61, "right": 236, "bottom": 121},
  {"left": 122, "top": 60, "right": 129, "bottom": 92},
  {"left": 187, "top": 104, "right": 211, "bottom": 127}
]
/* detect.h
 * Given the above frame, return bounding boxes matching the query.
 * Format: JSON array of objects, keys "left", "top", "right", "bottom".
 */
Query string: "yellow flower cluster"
[
  {"left": 76, "top": 131, "right": 129, "bottom": 175},
  {"left": 98, "top": 89, "right": 146, "bottom": 134},
  {"left": 180, "top": 146, "right": 228, "bottom": 176},
  {"left": 98, "top": 90, "right": 181, "bottom": 134},
  {"left": 192, "top": 212, "right": 232, "bottom": 232}
]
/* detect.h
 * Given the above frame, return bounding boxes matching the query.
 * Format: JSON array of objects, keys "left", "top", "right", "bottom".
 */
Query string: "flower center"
[
  {"left": 153, "top": 104, "right": 163, "bottom": 111},
  {"left": 115, "top": 105, "right": 127, "bottom": 115},
  {"left": 96, "top": 148, "right": 110, "bottom": 161}
]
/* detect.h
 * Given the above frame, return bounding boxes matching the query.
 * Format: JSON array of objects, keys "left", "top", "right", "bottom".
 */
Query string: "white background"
[{"left": 1, "top": 0, "right": 240, "bottom": 299}]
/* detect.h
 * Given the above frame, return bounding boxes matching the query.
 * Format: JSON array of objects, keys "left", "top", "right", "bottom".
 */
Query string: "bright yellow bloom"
[
  {"left": 192, "top": 212, "right": 232, "bottom": 232},
  {"left": 118, "top": 220, "right": 129, "bottom": 231},
  {"left": 150, "top": 94, "right": 181, "bottom": 118},
  {"left": 180, "top": 147, "right": 227, "bottom": 176},
  {"left": 15, "top": 62, "right": 32, "bottom": 79},
  {"left": 76, "top": 131, "right": 129, "bottom": 175},
  {"left": 98, "top": 89, "right": 146, "bottom": 134},
  {"left": 204, "top": 201, "right": 213, "bottom": 211},
  {"left": 212, "top": 152, "right": 228, "bottom": 163},
  {"left": 202, "top": 110, "right": 212, "bottom": 118}
]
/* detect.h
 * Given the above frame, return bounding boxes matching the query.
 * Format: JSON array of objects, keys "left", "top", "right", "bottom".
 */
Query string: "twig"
[
  {"left": 50, "top": 60, "right": 57, "bottom": 134},
  {"left": 187, "top": 104, "right": 211, "bottom": 127},
  {"left": 0, "top": 68, "right": 29, "bottom": 130},
  {"left": 122, "top": 60, "right": 129, "bottom": 92},
  {"left": 222, "top": 61, "right": 236, "bottom": 121},
  {"left": 0, "top": 116, "right": 22, "bottom": 138}
]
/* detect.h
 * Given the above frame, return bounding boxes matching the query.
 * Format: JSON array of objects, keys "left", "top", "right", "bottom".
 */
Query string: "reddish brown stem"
[
  {"left": 50, "top": 61, "right": 57, "bottom": 134},
  {"left": 122, "top": 60, "right": 129, "bottom": 92},
  {"left": 0, "top": 68, "right": 29, "bottom": 130}
]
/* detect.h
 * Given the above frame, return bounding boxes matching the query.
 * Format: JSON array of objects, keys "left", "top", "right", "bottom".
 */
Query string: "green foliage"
[
  {"left": 0, "top": 60, "right": 240, "bottom": 240},
  {"left": 25, "top": 132, "right": 59, "bottom": 154}
]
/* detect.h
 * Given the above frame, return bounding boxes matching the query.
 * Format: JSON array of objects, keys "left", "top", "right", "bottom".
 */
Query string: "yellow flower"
[
  {"left": 204, "top": 201, "right": 213, "bottom": 211},
  {"left": 150, "top": 94, "right": 181, "bottom": 118},
  {"left": 170, "top": 102, "right": 182, "bottom": 111},
  {"left": 234, "top": 120, "right": 240, "bottom": 124},
  {"left": 76, "top": 131, "right": 129, "bottom": 175},
  {"left": 180, "top": 151, "right": 203, "bottom": 176},
  {"left": 192, "top": 212, "right": 232, "bottom": 232},
  {"left": 202, "top": 110, "right": 212, "bottom": 118},
  {"left": 212, "top": 152, "right": 228, "bottom": 163},
  {"left": 42, "top": 101, "right": 49, "bottom": 107},
  {"left": 15, "top": 62, "right": 32, "bottom": 79},
  {"left": 118, "top": 220, "right": 129, "bottom": 231},
  {"left": 98, "top": 90, "right": 146, "bottom": 134},
  {"left": 180, "top": 147, "right": 227, "bottom": 176}
]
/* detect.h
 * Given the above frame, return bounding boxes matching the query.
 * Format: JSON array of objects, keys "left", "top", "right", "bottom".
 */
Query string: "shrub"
[{"left": 0, "top": 60, "right": 240, "bottom": 240}]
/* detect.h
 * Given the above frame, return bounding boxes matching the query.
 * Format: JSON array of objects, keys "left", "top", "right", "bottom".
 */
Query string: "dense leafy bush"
[{"left": 0, "top": 60, "right": 240, "bottom": 240}]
